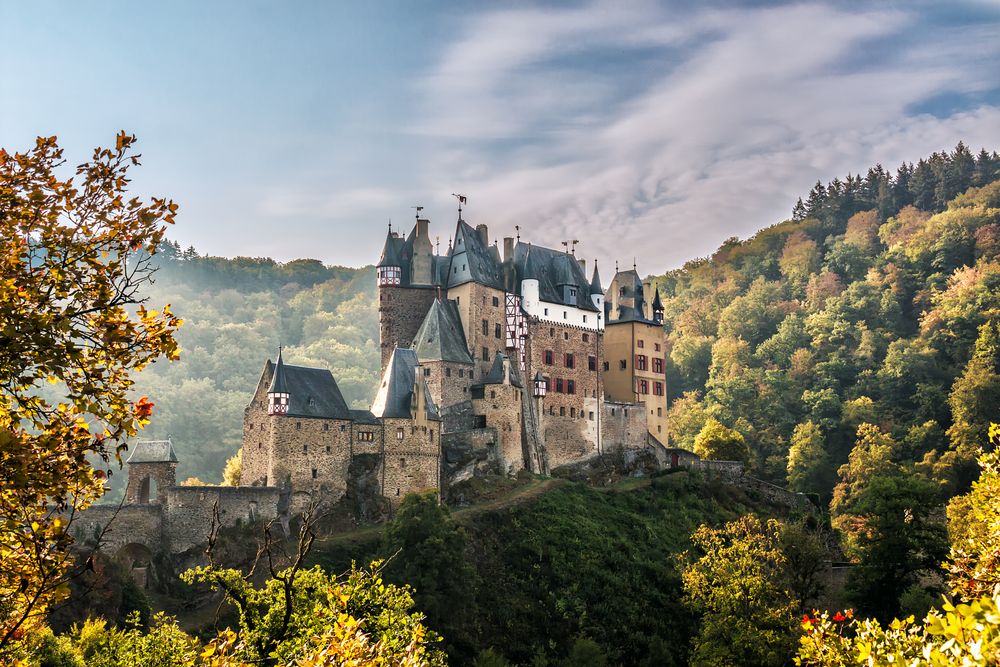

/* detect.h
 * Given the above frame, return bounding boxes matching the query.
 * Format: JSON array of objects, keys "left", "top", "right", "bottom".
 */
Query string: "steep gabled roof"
[
  {"left": 447, "top": 220, "right": 504, "bottom": 290},
  {"left": 511, "top": 242, "right": 599, "bottom": 312},
  {"left": 481, "top": 352, "right": 523, "bottom": 388},
  {"left": 371, "top": 348, "right": 441, "bottom": 421},
  {"left": 268, "top": 349, "right": 289, "bottom": 394},
  {"left": 590, "top": 262, "right": 603, "bottom": 295},
  {"left": 260, "top": 358, "right": 352, "bottom": 419},
  {"left": 127, "top": 439, "right": 178, "bottom": 464},
  {"left": 411, "top": 298, "right": 473, "bottom": 364},
  {"left": 377, "top": 229, "right": 405, "bottom": 269}
]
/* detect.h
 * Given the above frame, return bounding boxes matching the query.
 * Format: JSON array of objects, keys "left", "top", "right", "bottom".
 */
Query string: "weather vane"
[
  {"left": 452, "top": 193, "right": 467, "bottom": 219},
  {"left": 412, "top": 205, "right": 424, "bottom": 219}
]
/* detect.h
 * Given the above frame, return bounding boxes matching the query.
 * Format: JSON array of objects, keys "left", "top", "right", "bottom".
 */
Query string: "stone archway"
[
  {"left": 137, "top": 475, "right": 159, "bottom": 504},
  {"left": 116, "top": 542, "right": 154, "bottom": 589}
]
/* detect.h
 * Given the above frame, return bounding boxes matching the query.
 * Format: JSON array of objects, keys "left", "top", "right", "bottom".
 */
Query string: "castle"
[
  {"left": 239, "top": 213, "right": 671, "bottom": 511},
  {"left": 77, "top": 211, "right": 675, "bottom": 570}
]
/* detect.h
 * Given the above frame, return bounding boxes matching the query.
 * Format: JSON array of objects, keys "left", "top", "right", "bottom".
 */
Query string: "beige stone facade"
[{"left": 603, "top": 319, "right": 668, "bottom": 444}]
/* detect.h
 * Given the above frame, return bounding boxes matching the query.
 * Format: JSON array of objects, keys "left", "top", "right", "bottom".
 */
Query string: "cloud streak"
[{"left": 404, "top": 1, "right": 1000, "bottom": 273}]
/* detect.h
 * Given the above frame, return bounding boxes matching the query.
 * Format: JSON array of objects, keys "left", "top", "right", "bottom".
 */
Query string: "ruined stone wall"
[
  {"left": 600, "top": 400, "right": 648, "bottom": 452},
  {"left": 524, "top": 318, "right": 603, "bottom": 467},
  {"left": 381, "top": 417, "right": 440, "bottom": 509},
  {"left": 422, "top": 360, "right": 473, "bottom": 412},
  {"left": 124, "top": 462, "right": 177, "bottom": 505},
  {"left": 473, "top": 383, "right": 524, "bottom": 474},
  {"left": 72, "top": 504, "right": 164, "bottom": 555},
  {"left": 447, "top": 282, "right": 507, "bottom": 379},
  {"left": 164, "top": 486, "right": 281, "bottom": 553},
  {"left": 378, "top": 285, "right": 438, "bottom": 371}
]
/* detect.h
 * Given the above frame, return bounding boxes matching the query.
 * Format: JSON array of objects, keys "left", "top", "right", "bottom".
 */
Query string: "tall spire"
[
  {"left": 268, "top": 348, "right": 289, "bottom": 394},
  {"left": 590, "top": 260, "right": 603, "bottom": 294}
]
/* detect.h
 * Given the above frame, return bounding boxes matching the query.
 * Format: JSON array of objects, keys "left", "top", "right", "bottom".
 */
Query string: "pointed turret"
[
  {"left": 267, "top": 349, "right": 290, "bottom": 415},
  {"left": 651, "top": 286, "right": 664, "bottom": 324},
  {"left": 377, "top": 227, "right": 403, "bottom": 286},
  {"left": 590, "top": 262, "right": 603, "bottom": 294}
]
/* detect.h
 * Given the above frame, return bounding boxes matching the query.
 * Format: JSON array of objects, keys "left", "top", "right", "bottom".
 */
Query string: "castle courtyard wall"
[{"left": 164, "top": 486, "right": 280, "bottom": 553}]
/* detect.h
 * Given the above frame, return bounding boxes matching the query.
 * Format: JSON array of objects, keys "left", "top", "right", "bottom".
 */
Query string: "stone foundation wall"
[
  {"left": 71, "top": 504, "right": 164, "bottom": 555},
  {"left": 600, "top": 400, "right": 648, "bottom": 452},
  {"left": 164, "top": 486, "right": 280, "bottom": 553},
  {"left": 381, "top": 417, "right": 441, "bottom": 509},
  {"left": 473, "top": 384, "right": 523, "bottom": 474},
  {"left": 270, "top": 416, "right": 353, "bottom": 500}
]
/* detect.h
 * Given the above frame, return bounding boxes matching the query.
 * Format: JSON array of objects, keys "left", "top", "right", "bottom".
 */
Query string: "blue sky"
[{"left": 2, "top": 1, "right": 999, "bottom": 273}]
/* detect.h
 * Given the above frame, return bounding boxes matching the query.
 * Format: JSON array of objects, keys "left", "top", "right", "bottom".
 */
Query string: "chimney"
[
  {"left": 416, "top": 218, "right": 429, "bottom": 239},
  {"left": 578, "top": 258, "right": 586, "bottom": 273},
  {"left": 476, "top": 224, "right": 489, "bottom": 246},
  {"left": 503, "top": 236, "right": 514, "bottom": 262}
]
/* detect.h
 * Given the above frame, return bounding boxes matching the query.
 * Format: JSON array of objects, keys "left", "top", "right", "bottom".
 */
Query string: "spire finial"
[
  {"left": 388, "top": 219, "right": 392, "bottom": 234},
  {"left": 615, "top": 260, "right": 619, "bottom": 272},
  {"left": 412, "top": 205, "right": 423, "bottom": 219},
  {"left": 633, "top": 257, "right": 637, "bottom": 271},
  {"left": 515, "top": 225, "right": 520, "bottom": 242},
  {"left": 436, "top": 235, "right": 440, "bottom": 254}
]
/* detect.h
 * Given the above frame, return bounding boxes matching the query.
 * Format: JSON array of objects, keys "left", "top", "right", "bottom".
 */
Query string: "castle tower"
[
  {"left": 410, "top": 218, "right": 433, "bottom": 285},
  {"left": 124, "top": 439, "right": 178, "bottom": 505},
  {"left": 268, "top": 349, "right": 290, "bottom": 415},
  {"left": 590, "top": 261, "right": 604, "bottom": 315},
  {"left": 473, "top": 352, "right": 525, "bottom": 474},
  {"left": 410, "top": 296, "right": 474, "bottom": 415},
  {"left": 651, "top": 286, "right": 664, "bottom": 325}
]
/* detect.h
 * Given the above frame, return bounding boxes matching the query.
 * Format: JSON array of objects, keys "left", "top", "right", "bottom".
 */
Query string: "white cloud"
[{"left": 406, "top": 1, "right": 1000, "bottom": 273}]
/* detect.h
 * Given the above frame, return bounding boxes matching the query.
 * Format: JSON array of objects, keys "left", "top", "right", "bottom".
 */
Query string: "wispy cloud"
[{"left": 406, "top": 1, "right": 1000, "bottom": 273}]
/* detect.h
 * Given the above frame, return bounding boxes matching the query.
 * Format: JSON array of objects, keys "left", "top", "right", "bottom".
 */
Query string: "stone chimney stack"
[
  {"left": 578, "top": 258, "right": 586, "bottom": 273},
  {"left": 476, "top": 224, "right": 489, "bottom": 246},
  {"left": 416, "top": 218, "right": 429, "bottom": 239},
  {"left": 503, "top": 236, "right": 514, "bottom": 262}
]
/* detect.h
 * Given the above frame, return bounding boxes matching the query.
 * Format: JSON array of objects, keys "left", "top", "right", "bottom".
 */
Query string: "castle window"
[
  {"left": 657, "top": 407, "right": 662, "bottom": 417},
  {"left": 482, "top": 347, "right": 489, "bottom": 361},
  {"left": 462, "top": 264, "right": 466, "bottom": 271},
  {"left": 340, "top": 424, "right": 346, "bottom": 432},
  {"left": 638, "top": 339, "right": 645, "bottom": 349},
  {"left": 424, "top": 367, "right": 431, "bottom": 377},
  {"left": 323, "top": 423, "right": 329, "bottom": 431},
  {"left": 611, "top": 408, "right": 616, "bottom": 416},
  {"left": 559, "top": 406, "right": 566, "bottom": 416},
  {"left": 400, "top": 457, "right": 406, "bottom": 468},
  {"left": 563, "top": 311, "right": 567, "bottom": 319},
  {"left": 495, "top": 323, "right": 502, "bottom": 338},
  {"left": 308, "top": 397, "right": 316, "bottom": 407},
  {"left": 396, "top": 427, "right": 404, "bottom": 440},
  {"left": 654, "top": 343, "right": 661, "bottom": 352},
  {"left": 326, "top": 445, "right": 331, "bottom": 453},
  {"left": 544, "top": 308, "right": 548, "bottom": 316},
  {"left": 550, "top": 328, "right": 554, "bottom": 337},
  {"left": 564, "top": 353, "right": 575, "bottom": 369},
  {"left": 635, "top": 355, "right": 648, "bottom": 371},
  {"left": 619, "top": 359, "right": 627, "bottom": 370},
  {"left": 567, "top": 379, "right": 576, "bottom": 394},
  {"left": 570, "top": 288, "right": 577, "bottom": 297},
  {"left": 583, "top": 333, "right": 589, "bottom": 342},
  {"left": 492, "top": 296, "right": 499, "bottom": 306},
  {"left": 430, "top": 429, "right": 434, "bottom": 440},
  {"left": 589, "top": 411, "right": 594, "bottom": 420},
  {"left": 311, "top": 468, "right": 318, "bottom": 479},
  {"left": 482, "top": 319, "right": 488, "bottom": 335},
  {"left": 469, "top": 370, "right": 474, "bottom": 379},
  {"left": 549, "top": 406, "right": 554, "bottom": 415},
  {"left": 455, "top": 296, "right": 460, "bottom": 304},
  {"left": 544, "top": 350, "right": 553, "bottom": 365},
  {"left": 303, "top": 444, "right": 308, "bottom": 453},
  {"left": 653, "top": 357, "right": 664, "bottom": 374},
  {"left": 658, "top": 425, "right": 662, "bottom": 433},
  {"left": 260, "top": 424, "right": 264, "bottom": 431},
  {"left": 588, "top": 356, "right": 597, "bottom": 371},
  {"left": 603, "top": 361, "right": 609, "bottom": 371},
  {"left": 463, "top": 387, "right": 467, "bottom": 393},
  {"left": 637, "top": 379, "right": 649, "bottom": 394},
  {"left": 653, "top": 381, "right": 664, "bottom": 396},
  {"left": 583, "top": 315, "right": 587, "bottom": 323},
  {"left": 296, "top": 422, "right": 301, "bottom": 430},
  {"left": 555, "top": 378, "right": 563, "bottom": 393},
  {"left": 570, "top": 407, "right": 576, "bottom": 418},
  {"left": 564, "top": 331, "right": 569, "bottom": 340},
  {"left": 490, "top": 390, "right": 496, "bottom": 399},
  {"left": 446, "top": 367, "right": 452, "bottom": 377},
  {"left": 396, "top": 488, "right": 400, "bottom": 496}
]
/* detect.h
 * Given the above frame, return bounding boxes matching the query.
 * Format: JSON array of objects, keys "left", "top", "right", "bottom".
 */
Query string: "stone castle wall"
[
  {"left": 164, "top": 485, "right": 281, "bottom": 553},
  {"left": 423, "top": 359, "right": 474, "bottom": 411},
  {"left": 379, "top": 285, "right": 438, "bottom": 371},
  {"left": 71, "top": 504, "right": 164, "bottom": 555},
  {"left": 124, "top": 462, "right": 177, "bottom": 505},
  {"left": 270, "top": 416, "right": 353, "bottom": 501},
  {"left": 448, "top": 282, "right": 508, "bottom": 379},
  {"left": 241, "top": 378, "right": 274, "bottom": 487},
  {"left": 473, "top": 383, "right": 524, "bottom": 474},
  {"left": 381, "top": 417, "right": 441, "bottom": 509},
  {"left": 600, "top": 400, "right": 649, "bottom": 452}
]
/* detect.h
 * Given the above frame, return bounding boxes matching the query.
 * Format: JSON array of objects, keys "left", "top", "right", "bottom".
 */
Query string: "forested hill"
[
  {"left": 129, "top": 251, "right": 378, "bottom": 486},
  {"left": 129, "top": 143, "right": 999, "bottom": 494},
  {"left": 656, "top": 143, "right": 1000, "bottom": 497}
]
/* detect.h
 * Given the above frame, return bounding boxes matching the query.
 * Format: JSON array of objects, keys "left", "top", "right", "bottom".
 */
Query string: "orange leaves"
[{"left": 135, "top": 396, "right": 155, "bottom": 421}]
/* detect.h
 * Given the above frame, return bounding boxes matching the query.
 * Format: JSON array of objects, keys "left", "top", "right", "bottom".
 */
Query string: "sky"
[{"left": 2, "top": 1, "right": 999, "bottom": 274}]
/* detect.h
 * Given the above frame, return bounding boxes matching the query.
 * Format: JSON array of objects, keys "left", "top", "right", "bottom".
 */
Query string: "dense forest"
[{"left": 658, "top": 143, "right": 1000, "bottom": 499}]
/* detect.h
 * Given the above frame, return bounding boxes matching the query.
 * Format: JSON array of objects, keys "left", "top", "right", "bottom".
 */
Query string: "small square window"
[
  {"left": 311, "top": 468, "right": 318, "bottom": 479},
  {"left": 326, "top": 445, "right": 331, "bottom": 453},
  {"left": 446, "top": 367, "right": 452, "bottom": 377},
  {"left": 492, "top": 296, "right": 500, "bottom": 306},
  {"left": 583, "top": 333, "right": 589, "bottom": 342}
]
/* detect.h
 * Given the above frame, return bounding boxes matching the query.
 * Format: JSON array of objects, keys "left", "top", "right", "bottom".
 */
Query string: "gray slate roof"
[
  {"left": 349, "top": 409, "right": 379, "bottom": 425},
  {"left": 511, "top": 242, "right": 600, "bottom": 312},
  {"left": 370, "top": 348, "right": 441, "bottom": 421},
  {"left": 262, "top": 358, "right": 352, "bottom": 419},
  {"left": 447, "top": 220, "right": 505, "bottom": 290},
  {"left": 605, "top": 269, "right": 658, "bottom": 324},
  {"left": 411, "top": 298, "right": 473, "bottom": 364},
  {"left": 481, "top": 352, "right": 523, "bottom": 388},
  {"left": 590, "top": 262, "right": 603, "bottom": 295},
  {"left": 127, "top": 439, "right": 178, "bottom": 464}
]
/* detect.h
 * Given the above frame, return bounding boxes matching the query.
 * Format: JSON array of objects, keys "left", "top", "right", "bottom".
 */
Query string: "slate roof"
[
  {"left": 349, "top": 409, "right": 379, "bottom": 425},
  {"left": 411, "top": 298, "right": 474, "bottom": 364},
  {"left": 261, "top": 358, "right": 352, "bottom": 419},
  {"left": 127, "top": 439, "right": 178, "bottom": 464},
  {"left": 377, "top": 229, "right": 404, "bottom": 269},
  {"left": 590, "top": 262, "right": 603, "bottom": 295},
  {"left": 268, "top": 350, "right": 289, "bottom": 394},
  {"left": 447, "top": 220, "right": 505, "bottom": 290},
  {"left": 370, "top": 348, "right": 441, "bottom": 421},
  {"left": 605, "top": 268, "right": 659, "bottom": 324},
  {"left": 481, "top": 352, "right": 523, "bottom": 388},
  {"left": 511, "top": 242, "right": 600, "bottom": 312}
]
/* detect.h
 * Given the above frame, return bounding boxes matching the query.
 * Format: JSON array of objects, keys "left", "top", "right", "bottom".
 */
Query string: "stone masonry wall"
[
  {"left": 381, "top": 417, "right": 441, "bottom": 510},
  {"left": 379, "top": 285, "right": 438, "bottom": 371},
  {"left": 242, "top": 375, "right": 273, "bottom": 487},
  {"left": 600, "top": 400, "right": 648, "bottom": 452},
  {"left": 124, "top": 462, "right": 177, "bottom": 505},
  {"left": 423, "top": 360, "right": 473, "bottom": 412},
  {"left": 524, "top": 318, "right": 604, "bottom": 467},
  {"left": 270, "top": 416, "right": 353, "bottom": 501},
  {"left": 71, "top": 504, "right": 164, "bottom": 555},
  {"left": 473, "top": 383, "right": 524, "bottom": 474},
  {"left": 164, "top": 485, "right": 280, "bottom": 553},
  {"left": 448, "top": 282, "right": 508, "bottom": 379}
]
